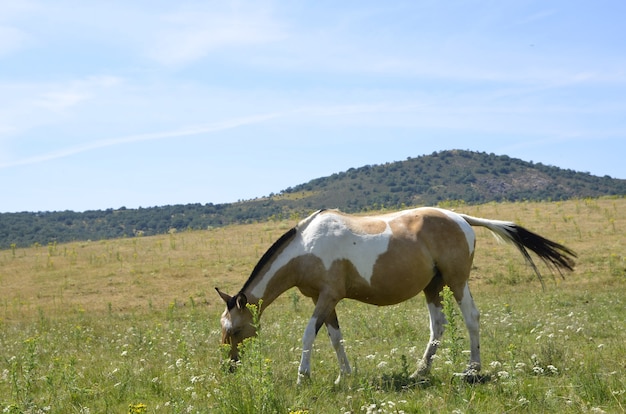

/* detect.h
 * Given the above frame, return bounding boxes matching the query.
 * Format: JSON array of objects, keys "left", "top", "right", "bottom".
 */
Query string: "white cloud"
[
  {"left": 0, "top": 75, "right": 125, "bottom": 156},
  {"left": 33, "top": 91, "right": 90, "bottom": 112},
  {"left": 146, "top": 5, "right": 287, "bottom": 66},
  {"left": 0, "top": 25, "right": 28, "bottom": 56},
  {"left": 29, "top": 76, "right": 123, "bottom": 112},
  {"left": 0, "top": 111, "right": 283, "bottom": 169}
]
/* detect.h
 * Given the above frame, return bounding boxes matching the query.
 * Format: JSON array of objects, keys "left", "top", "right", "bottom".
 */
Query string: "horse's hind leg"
[
  {"left": 454, "top": 282, "right": 481, "bottom": 375},
  {"left": 413, "top": 276, "right": 482, "bottom": 379},
  {"left": 412, "top": 274, "right": 446, "bottom": 378}
]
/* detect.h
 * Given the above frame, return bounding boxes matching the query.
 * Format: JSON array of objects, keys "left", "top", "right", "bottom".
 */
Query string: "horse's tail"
[{"left": 459, "top": 214, "right": 577, "bottom": 288}]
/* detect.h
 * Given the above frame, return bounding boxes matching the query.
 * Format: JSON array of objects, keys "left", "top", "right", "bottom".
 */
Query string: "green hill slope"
[
  {"left": 281, "top": 149, "right": 623, "bottom": 209},
  {"left": 1, "top": 150, "right": 624, "bottom": 248}
]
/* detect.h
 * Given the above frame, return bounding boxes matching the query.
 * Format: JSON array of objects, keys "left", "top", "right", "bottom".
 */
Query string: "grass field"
[{"left": 1, "top": 197, "right": 624, "bottom": 413}]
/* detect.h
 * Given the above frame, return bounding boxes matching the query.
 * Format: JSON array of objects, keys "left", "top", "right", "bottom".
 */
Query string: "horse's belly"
[{"left": 345, "top": 271, "right": 431, "bottom": 306}]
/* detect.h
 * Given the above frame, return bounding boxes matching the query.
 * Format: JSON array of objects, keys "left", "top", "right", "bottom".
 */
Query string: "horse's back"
[{"left": 296, "top": 208, "right": 475, "bottom": 305}]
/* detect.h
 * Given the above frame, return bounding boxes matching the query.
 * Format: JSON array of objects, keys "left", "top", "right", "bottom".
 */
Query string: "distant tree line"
[{"left": 1, "top": 150, "right": 624, "bottom": 248}]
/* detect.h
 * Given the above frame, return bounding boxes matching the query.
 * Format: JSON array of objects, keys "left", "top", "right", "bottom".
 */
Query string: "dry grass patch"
[{"left": 0, "top": 197, "right": 624, "bottom": 413}]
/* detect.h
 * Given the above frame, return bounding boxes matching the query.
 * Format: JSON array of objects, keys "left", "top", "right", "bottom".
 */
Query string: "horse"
[{"left": 216, "top": 207, "right": 576, "bottom": 384}]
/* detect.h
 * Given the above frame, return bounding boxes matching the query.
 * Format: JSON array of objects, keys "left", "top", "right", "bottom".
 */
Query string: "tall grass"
[{"left": 1, "top": 197, "right": 624, "bottom": 413}]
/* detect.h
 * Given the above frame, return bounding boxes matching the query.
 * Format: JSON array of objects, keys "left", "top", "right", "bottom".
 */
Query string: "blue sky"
[{"left": 1, "top": 1, "right": 625, "bottom": 213}]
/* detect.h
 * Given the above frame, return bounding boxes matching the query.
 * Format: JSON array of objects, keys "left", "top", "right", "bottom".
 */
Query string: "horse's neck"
[{"left": 244, "top": 261, "right": 296, "bottom": 311}]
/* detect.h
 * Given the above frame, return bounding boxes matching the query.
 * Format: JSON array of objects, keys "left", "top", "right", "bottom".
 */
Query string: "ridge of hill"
[{"left": 1, "top": 150, "right": 624, "bottom": 248}]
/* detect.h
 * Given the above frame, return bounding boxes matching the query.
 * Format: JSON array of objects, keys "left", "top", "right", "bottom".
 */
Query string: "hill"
[{"left": 1, "top": 149, "right": 624, "bottom": 248}]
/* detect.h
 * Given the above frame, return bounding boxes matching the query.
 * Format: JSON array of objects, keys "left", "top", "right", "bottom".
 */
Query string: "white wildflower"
[
  {"left": 489, "top": 361, "right": 502, "bottom": 369},
  {"left": 361, "top": 403, "right": 378, "bottom": 414},
  {"left": 497, "top": 370, "right": 510, "bottom": 379},
  {"left": 377, "top": 361, "right": 388, "bottom": 369}
]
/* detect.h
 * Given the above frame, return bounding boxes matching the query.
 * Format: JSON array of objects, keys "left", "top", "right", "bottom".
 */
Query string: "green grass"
[{"left": 1, "top": 198, "right": 624, "bottom": 413}]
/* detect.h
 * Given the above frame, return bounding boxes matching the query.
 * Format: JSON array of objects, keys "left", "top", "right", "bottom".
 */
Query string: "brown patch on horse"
[{"left": 362, "top": 209, "right": 473, "bottom": 305}]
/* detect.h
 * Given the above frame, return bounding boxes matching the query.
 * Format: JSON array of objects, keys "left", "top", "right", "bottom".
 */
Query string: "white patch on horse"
[
  {"left": 251, "top": 213, "right": 392, "bottom": 298},
  {"left": 301, "top": 214, "right": 392, "bottom": 284},
  {"left": 221, "top": 314, "right": 232, "bottom": 331},
  {"left": 435, "top": 208, "right": 475, "bottom": 255}
]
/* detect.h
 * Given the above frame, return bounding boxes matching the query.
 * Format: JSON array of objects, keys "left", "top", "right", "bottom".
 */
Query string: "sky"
[{"left": 1, "top": 1, "right": 625, "bottom": 213}]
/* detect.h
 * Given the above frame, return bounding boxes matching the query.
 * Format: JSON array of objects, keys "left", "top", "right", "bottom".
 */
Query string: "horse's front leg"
[
  {"left": 297, "top": 296, "right": 338, "bottom": 385},
  {"left": 325, "top": 309, "right": 351, "bottom": 385},
  {"left": 298, "top": 316, "right": 321, "bottom": 384}
]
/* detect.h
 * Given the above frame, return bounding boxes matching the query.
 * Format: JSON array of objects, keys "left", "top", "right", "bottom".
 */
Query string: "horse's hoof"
[
  {"left": 409, "top": 373, "right": 425, "bottom": 381},
  {"left": 409, "top": 368, "right": 429, "bottom": 380},
  {"left": 466, "top": 372, "right": 491, "bottom": 384},
  {"left": 453, "top": 370, "right": 491, "bottom": 384},
  {"left": 297, "top": 372, "right": 311, "bottom": 386}
]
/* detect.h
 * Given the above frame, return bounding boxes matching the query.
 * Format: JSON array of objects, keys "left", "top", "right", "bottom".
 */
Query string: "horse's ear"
[
  {"left": 215, "top": 287, "right": 232, "bottom": 304},
  {"left": 235, "top": 293, "right": 247, "bottom": 310}
]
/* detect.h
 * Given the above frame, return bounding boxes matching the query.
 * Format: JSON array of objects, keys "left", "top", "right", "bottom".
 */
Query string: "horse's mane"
[
  {"left": 239, "top": 210, "right": 328, "bottom": 294},
  {"left": 240, "top": 226, "right": 298, "bottom": 293}
]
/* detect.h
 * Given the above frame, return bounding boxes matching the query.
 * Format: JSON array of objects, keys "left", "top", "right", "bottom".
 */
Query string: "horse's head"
[{"left": 215, "top": 288, "right": 257, "bottom": 361}]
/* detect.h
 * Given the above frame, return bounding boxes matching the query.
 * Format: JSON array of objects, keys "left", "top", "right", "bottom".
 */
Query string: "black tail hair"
[
  {"left": 504, "top": 224, "right": 577, "bottom": 283},
  {"left": 461, "top": 214, "right": 577, "bottom": 289}
]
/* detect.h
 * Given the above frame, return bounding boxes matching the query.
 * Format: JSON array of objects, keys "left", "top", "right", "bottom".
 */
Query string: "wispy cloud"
[
  {"left": 146, "top": 4, "right": 287, "bottom": 66},
  {"left": 0, "top": 112, "right": 282, "bottom": 169},
  {"left": 33, "top": 91, "right": 90, "bottom": 112},
  {"left": 0, "top": 25, "right": 28, "bottom": 56}
]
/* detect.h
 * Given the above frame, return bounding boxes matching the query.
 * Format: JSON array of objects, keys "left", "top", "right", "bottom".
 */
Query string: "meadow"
[{"left": 0, "top": 198, "right": 624, "bottom": 413}]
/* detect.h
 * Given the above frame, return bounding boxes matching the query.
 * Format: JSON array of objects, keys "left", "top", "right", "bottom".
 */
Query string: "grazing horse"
[{"left": 216, "top": 207, "right": 575, "bottom": 384}]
